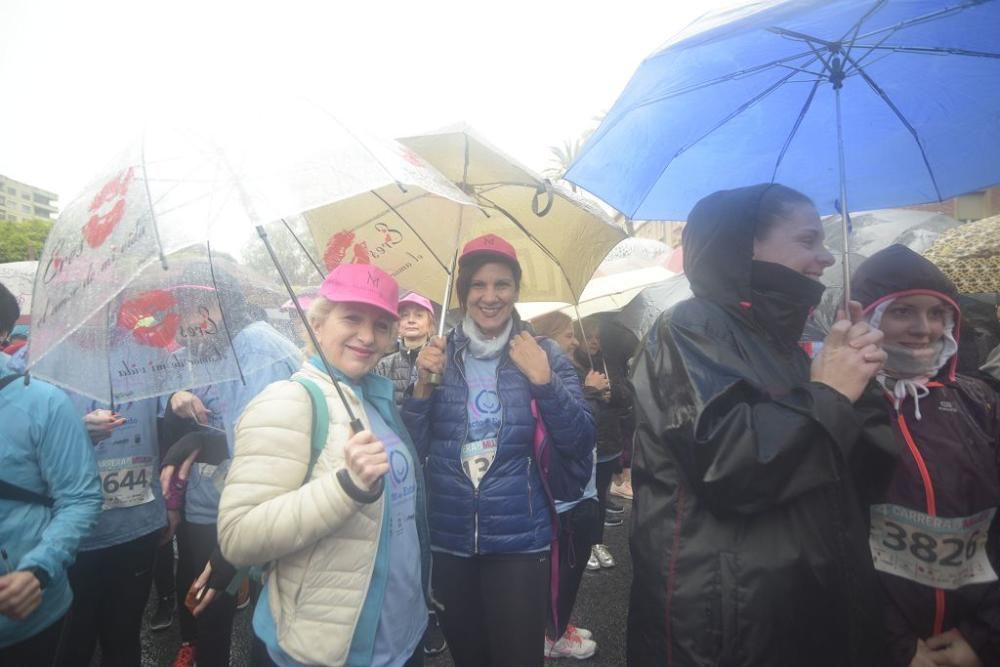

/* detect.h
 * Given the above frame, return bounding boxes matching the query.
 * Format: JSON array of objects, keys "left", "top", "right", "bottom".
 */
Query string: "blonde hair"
[
  {"left": 530, "top": 311, "right": 573, "bottom": 339},
  {"left": 303, "top": 297, "right": 399, "bottom": 355}
]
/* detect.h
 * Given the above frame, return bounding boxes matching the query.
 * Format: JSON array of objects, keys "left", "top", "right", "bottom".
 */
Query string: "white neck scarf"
[{"left": 462, "top": 314, "right": 513, "bottom": 360}]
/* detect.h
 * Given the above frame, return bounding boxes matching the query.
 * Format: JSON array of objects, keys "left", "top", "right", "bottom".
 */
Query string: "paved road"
[{"left": 139, "top": 501, "right": 633, "bottom": 666}]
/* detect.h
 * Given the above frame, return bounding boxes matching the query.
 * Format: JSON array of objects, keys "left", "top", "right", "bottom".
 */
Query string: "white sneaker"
[
  {"left": 586, "top": 550, "right": 601, "bottom": 571},
  {"left": 593, "top": 544, "right": 616, "bottom": 569},
  {"left": 566, "top": 624, "right": 592, "bottom": 640},
  {"left": 545, "top": 632, "right": 597, "bottom": 659}
]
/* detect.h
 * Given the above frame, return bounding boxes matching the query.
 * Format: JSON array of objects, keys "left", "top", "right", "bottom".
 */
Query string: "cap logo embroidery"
[{"left": 367, "top": 272, "right": 380, "bottom": 289}]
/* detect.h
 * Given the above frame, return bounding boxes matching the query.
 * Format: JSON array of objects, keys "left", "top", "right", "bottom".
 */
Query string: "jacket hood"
[
  {"left": 852, "top": 244, "right": 961, "bottom": 380},
  {"left": 853, "top": 245, "right": 960, "bottom": 314},
  {"left": 683, "top": 183, "right": 774, "bottom": 305},
  {"left": 683, "top": 184, "right": 825, "bottom": 346}
]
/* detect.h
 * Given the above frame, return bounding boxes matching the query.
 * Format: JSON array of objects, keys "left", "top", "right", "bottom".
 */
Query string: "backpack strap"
[
  {"left": 245, "top": 376, "right": 332, "bottom": 585},
  {"left": 0, "top": 374, "right": 55, "bottom": 508},
  {"left": 291, "top": 376, "right": 330, "bottom": 483},
  {"left": 0, "top": 373, "right": 23, "bottom": 393},
  {"left": 0, "top": 479, "right": 54, "bottom": 507}
]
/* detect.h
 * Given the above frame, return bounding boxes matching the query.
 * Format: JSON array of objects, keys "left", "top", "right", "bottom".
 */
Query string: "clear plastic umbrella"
[{"left": 28, "top": 107, "right": 475, "bottom": 419}]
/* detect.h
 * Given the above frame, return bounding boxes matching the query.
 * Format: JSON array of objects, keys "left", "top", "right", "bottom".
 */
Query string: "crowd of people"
[{"left": 1, "top": 183, "right": 999, "bottom": 667}]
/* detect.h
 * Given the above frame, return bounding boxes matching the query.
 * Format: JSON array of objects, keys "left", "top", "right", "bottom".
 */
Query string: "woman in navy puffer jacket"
[{"left": 402, "top": 233, "right": 595, "bottom": 667}]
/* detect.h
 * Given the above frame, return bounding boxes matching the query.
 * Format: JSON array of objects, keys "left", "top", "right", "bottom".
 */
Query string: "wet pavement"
[{"left": 139, "top": 501, "right": 633, "bottom": 666}]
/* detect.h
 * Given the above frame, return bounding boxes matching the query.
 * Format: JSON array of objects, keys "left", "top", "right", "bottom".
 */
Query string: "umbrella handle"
[{"left": 532, "top": 180, "right": 554, "bottom": 217}]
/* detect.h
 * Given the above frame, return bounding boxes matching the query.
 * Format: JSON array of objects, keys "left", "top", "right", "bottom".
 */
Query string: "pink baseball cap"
[
  {"left": 398, "top": 292, "right": 434, "bottom": 315},
  {"left": 459, "top": 234, "right": 518, "bottom": 266},
  {"left": 318, "top": 264, "right": 399, "bottom": 320}
]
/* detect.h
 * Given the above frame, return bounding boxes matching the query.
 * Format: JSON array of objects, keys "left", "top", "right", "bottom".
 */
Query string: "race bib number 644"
[{"left": 869, "top": 504, "right": 997, "bottom": 591}]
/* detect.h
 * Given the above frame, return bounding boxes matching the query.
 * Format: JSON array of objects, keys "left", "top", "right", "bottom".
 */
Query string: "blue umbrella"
[{"left": 566, "top": 0, "right": 1000, "bottom": 224}]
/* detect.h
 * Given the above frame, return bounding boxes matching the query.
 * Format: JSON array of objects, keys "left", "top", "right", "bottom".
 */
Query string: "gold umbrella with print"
[{"left": 923, "top": 214, "right": 1000, "bottom": 294}]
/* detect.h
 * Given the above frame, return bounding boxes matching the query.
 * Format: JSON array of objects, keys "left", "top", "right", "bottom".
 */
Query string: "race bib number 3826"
[{"left": 869, "top": 504, "right": 997, "bottom": 591}]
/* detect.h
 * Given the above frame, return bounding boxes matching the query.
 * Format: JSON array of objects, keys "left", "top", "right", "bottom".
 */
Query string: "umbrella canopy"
[
  {"left": 517, "top": 266, "right": 676, "bottom": 321},
  {"left": 924, "top": 214, "right": 1000, "bottom": 293},
  {"left": 566, "top": 0, "right": 1000, "bottom": 220},
  {"left": 28, "top": 108, "right": 470, "bottom": 406},
  {"left": 591, "top": 237, "right": 677, "bottom": 277},
  {"left": 802, "top": 208, "right": 962, "bottom": 340},
  {"left": 615, "top": 272, "right": 694, "bottom": 342},
  {"left": 32, "top": 246, "right": 296, "bottom": 404},
  {"left": 399, "top": 124, "right": 626, "bottom": 307},
  {"left": 0, "top": 261, "right": 37, "bottom": 323}
]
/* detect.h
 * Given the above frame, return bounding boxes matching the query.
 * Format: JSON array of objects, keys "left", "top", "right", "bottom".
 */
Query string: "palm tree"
[{"left": 544, "top": 113, "right": 636, "bottom": 235}]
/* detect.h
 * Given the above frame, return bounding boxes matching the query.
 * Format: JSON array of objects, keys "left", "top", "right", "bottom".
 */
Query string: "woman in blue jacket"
[{"left": 403, "top": 234, "right": 595, "bottom": 667}]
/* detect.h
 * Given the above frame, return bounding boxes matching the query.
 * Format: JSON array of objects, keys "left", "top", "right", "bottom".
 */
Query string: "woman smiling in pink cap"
[{"left": 217, "top": 263, "right": 431, "bottom": 667}]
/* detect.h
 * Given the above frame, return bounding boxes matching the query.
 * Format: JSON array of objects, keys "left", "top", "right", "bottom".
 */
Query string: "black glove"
[{"left": 161, "top": 431, "right": 229, "bottom": 468}]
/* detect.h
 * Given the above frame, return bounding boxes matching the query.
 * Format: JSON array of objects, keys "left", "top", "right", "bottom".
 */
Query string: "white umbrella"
[{"left": 517, "top": 266, "right": 676, "bottom": 321}]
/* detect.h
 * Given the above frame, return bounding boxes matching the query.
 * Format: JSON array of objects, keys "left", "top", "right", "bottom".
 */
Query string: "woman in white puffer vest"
[{"left": 218, "top": 263, "right": 430, "bottom": 667}]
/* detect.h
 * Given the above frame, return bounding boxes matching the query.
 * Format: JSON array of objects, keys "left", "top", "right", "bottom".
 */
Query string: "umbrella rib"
[
  {"left": 771, "top": 77, "right": 822, "bottom": 182},
  {"left": 140, "top": 135, "right": 169, "bottom": 270},
  {"left": 841, "top": 0, "right": 889, "bottom": 63},
  {"left": 207, "top": 240, "right": 247, "bottom": 387},
  {"left": 844, "top": 25, "right": 902, "bottom": 71},
  {"left": 850, "top": 44, "right": 1000, "bottom": 59},
  {"left": 310, "top": 104, "right": 410, "bottom": 194},
  {"left": 853, "top": 0, "right": 988, "bottom": 44},
  {"left": 475, "top": 193, "right": 581, "bottom": 303},
  {"left": 369, "top": 190, "right": 451, "bottom": 272},
  {"left": 280, "top": 218, "right": 326, "bottom": 280},
  {"left": 842, "top": 51, "right": 944, "bottom": 201},
  {"left": 634, "top": 68, "right": 801, "bottom": 212}
]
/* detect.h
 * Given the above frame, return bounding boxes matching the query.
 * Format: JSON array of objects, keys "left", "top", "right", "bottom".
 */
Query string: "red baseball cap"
[
  {"left": 397, "top": 292, "right": 434, "bottom": 315},
  {"left": 459, "top": 234, "right": 518, "bottom": 267},
  {"left": 318, "top": 264, "right": 399, "bottom": 320}
]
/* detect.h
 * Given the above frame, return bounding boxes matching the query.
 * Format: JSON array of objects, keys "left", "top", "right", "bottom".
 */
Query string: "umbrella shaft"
[{"left": 835, "top": 84, "right": 852, "bottom": 311}]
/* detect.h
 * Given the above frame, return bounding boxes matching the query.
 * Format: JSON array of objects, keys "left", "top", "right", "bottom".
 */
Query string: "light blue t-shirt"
[
  {"left": 366, "top": 398, "right": 425, "bottom": 667},
  {"left": 184, "top": 321, "right": 300, "bottom": 524},
  {"left": 554, "top": 455, "right": 598, "bottom": 514},
  {"left": 67, "top": 395, "right": 167, "bottom": 550},
  {"left": 464, "top": 354, "right": 501, "bottom": 442},
  {"left": 253, "top": 396, "right": 424, "bottom": 667}
]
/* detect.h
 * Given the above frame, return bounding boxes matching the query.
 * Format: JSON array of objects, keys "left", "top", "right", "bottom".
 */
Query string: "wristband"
[
  {"left": 25, "top": 566, "right": 50, "bottom": 590},
  {"left": 164, "top": 472, "right": 188, "bottom": 511},
  {"left": 336, "top": 469, "right": 384, "bottom": 504}
]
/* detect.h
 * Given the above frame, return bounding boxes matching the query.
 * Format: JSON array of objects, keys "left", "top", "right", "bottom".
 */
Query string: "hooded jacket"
[
  {"left": 626, "top": 184, "right": 893, "bottom": 667},
  {"left": 853, "top": 245, "right": 1000, "bottom": 667}
]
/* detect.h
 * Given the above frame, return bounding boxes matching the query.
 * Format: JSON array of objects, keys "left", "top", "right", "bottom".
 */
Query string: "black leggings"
[
  {"left": 176, "top": 521, "right": 236, "bottom": 667},
  {"left": 550, "top": 499, "right": 599, "bottom": 639},
  {"left": 58, "top": 529, "right": 160, "bottom": 666},
  {"left": 595, "top": 458, "right": 618, "bottom": 544},
  {"left": 433, "top": 550, "right": 550, "bottom": 667},
  {"left": 0, "top": 615, "right": 65, "bottom": 667}
]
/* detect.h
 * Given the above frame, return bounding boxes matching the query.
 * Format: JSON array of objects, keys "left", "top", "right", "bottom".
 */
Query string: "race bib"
[
  {"left": 461, "top": 438, "right": 497, "bottom": 489},
  {"left": 98, "top": 456, "right": 155, "bottom": 510},
  {"left": 870, "top": 504, "right": 997, "bottom": 590}
]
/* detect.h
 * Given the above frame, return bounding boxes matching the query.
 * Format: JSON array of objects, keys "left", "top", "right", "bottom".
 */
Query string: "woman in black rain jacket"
[{"left": 626, "top": 184, "right": 896, "bottom": 667}]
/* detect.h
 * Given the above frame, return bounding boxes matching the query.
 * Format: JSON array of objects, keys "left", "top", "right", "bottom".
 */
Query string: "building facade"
[{"left": 0, "top": 174, "right": 58, "bottom": 222}]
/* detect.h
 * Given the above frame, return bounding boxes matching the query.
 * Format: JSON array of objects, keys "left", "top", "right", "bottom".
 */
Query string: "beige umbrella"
[
  {"left": 923, "top": 214, "right": 1000, "bottom": 294},
  {"left": 399, "top": 124, "right": 625, "bottom": 323}
]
